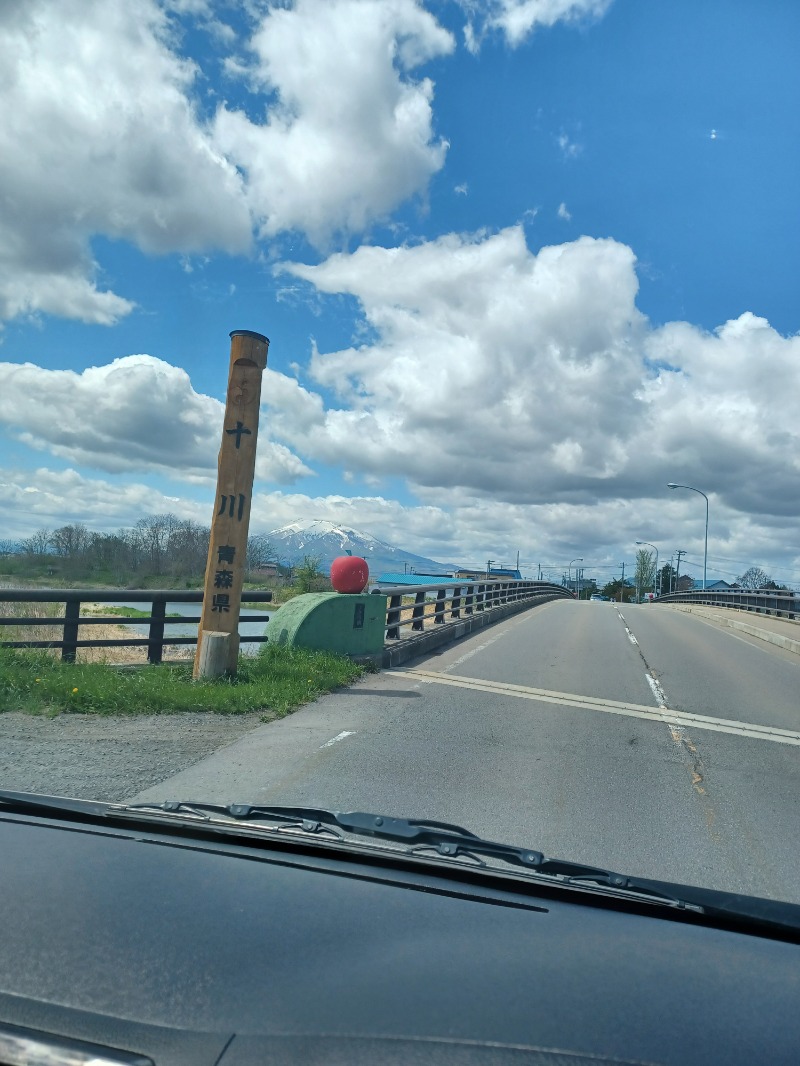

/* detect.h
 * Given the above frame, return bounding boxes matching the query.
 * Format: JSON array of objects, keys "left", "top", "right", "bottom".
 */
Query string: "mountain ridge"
[{"left": 264, "top": 518, "right": 456, "bottom": 576}]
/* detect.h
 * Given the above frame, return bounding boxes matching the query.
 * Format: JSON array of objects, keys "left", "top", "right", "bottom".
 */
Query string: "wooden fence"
[{"left": 0, "top": 589, "right": 273, "bottom": 664}]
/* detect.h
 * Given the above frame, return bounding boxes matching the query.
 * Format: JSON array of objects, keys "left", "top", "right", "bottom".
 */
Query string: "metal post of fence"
[
  {"left": 477, "top": 584, "right": 485, "bottom": 611},
  {"left": 148, "top": 597, "right": 166, "bottom": 665},
  {"left": 465, "top": 584, "right": 474, "bottom": 614},
  {"left": 451, "top": 586, "right": 462, "bottom": 619},
  {"left": 387, "top": 594, "right": 402, "bottom": 639},
  {"left": 412, "top": 591, "right": 426, "bottom": 630},
  {"left": 62, "top": 598, "right": 80, "bottom": 663},
  {"left": 434, "top": 589, "right": 446, "bottom": 624}
]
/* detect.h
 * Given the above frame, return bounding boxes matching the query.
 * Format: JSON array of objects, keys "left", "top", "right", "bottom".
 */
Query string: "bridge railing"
[
  {"left": 372, "top": 580, "right": 573, "bottom": 641},
  {"left": 655, "top": 587, "right": 797, "bottom": 620},
  {"left": 0, "top": 588, "right": 273, "bottom": 664}
]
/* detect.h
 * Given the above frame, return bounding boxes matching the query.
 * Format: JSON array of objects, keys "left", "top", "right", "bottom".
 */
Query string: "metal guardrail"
[
  {"left": 655, "top": 587, "right": 797, "bottom": 620},
  {"left": 0, "top": 589, "right": 273, "bottom": 664},
  {"left": 373, "top": 580, "right": 573, "bottom": 640}
]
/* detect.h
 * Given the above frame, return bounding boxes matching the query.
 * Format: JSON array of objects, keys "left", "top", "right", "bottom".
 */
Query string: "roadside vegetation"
[
  {"left": 0, "top": 518, "right": 330, "bottom": 601},
  {"left": 0, "top": 519, "right": 331, "bottom": 609},
  {"left": 0, "top": 643, "right": 366, "bottom": 719},
  {"left": 83, "top": 605, "right": 183, "bottom": 619}
]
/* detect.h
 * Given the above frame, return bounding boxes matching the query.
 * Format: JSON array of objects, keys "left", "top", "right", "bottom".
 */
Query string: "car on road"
[{"left": 2, "top": 789, "right": 799, "bottom": 1066}]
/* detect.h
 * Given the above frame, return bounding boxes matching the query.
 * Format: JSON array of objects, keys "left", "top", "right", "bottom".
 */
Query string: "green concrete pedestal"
[{"left": 267, "top": 593, "right": 387, "bottom": 656}]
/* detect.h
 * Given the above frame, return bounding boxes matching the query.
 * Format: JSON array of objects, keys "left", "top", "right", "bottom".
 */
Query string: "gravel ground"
[{"left": 0, "top": 712, "right": 263, "bottom": 802}]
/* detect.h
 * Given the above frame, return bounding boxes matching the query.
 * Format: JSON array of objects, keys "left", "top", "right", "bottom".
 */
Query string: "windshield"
[{"left": 1, "top": 0, "right": 798, "bottom": 910}]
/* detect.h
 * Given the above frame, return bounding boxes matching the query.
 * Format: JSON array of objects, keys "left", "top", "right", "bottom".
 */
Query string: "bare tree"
[
  {"left": 737, "top": 566, "right": 772, "bottom": 589},
  {"left": 166, "top": 520, "right": 210, "bottom": 578},
  {"left": 51, "top": 523, "right": 90, "bottom": 558},
  {"left": 21, "top": 528, "right": 52, "bottom": 556},
  {"left": 246, "top": 533, "right": 277, "bottom": 576},
  {"left": 133, "top": 514, "right": 181, "bottom": 576}
]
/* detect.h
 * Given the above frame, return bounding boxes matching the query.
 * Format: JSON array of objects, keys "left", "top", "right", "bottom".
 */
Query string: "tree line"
[{"left": 2, "top": 516, "right": 281, "bottom": 585}]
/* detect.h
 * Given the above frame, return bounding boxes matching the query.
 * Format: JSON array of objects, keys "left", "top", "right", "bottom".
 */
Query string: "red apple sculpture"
[{"left": 330, "top": 555, "right": 369, "bottom": 594}]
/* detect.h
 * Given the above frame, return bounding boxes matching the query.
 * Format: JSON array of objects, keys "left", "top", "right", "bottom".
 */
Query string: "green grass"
[
  {"left": 0, "top": 644, "right": 366, "bottom": 719},
  {"left": 86, "top": 605, "right": 183, "bottom": 619}
]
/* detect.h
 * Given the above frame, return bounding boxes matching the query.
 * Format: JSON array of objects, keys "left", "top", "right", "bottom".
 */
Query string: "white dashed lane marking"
[
  {"left": 645, "top": 673, "right": 668, "bottom": 708},
  {"left": 320, "top": 730, "right": 355, "bottom": 749}
]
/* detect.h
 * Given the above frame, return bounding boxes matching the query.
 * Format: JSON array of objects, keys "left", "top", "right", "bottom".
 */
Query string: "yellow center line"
[{"left": 390, "top": 668, "right": 800, "bottom": 746}]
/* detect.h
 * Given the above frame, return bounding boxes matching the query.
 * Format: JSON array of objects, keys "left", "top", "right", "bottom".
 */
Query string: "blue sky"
[{"left": 1, "top": 0, "right": 799, "bottom": 586}]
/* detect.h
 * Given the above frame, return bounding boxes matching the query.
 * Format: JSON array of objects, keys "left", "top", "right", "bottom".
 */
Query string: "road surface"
[{"left": 133, "top": 601, "right": 800, "bottom": 903}]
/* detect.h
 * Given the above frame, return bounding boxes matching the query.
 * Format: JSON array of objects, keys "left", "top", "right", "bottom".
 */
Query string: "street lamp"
[
  {"left": 569, "top": 557, "right": 583, "bottom": 599},
  {"left": 667, "top": 484, "right": 709, "bottom": 590},
  {"left": 635, "top": 541, "right": 659, "bottom": 597}
]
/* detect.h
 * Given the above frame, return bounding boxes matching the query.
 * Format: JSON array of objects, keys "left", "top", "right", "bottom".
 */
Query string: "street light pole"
[
  {"left": 668, "top": 483, "right": 709, "bottom": 590},
  {"left": 674, "top": 549, "right": 686, "bottom": 590},
  {"left": 636, "top": 540, "right": 659, "bottom": 597},
  {"left": 569, "top": 557, "right": 583, "bottom": 599}
]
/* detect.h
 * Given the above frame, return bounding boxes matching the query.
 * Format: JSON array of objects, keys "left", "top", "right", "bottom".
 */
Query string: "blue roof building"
[{"left": 375, "top": 572, "right": 461, "bottom": 587}]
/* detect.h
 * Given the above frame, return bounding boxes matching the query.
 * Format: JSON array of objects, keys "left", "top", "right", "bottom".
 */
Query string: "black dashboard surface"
[{"left": 1, "top": 811, "right": 798, "bottom": 1065}]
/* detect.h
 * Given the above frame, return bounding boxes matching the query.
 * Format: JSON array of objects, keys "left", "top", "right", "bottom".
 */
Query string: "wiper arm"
[
  {"left": 118, "top": 801, "right": 688, "bottom": 906},
  {"left": 120, "top": 800, "right": 520, "bottom": 857}
]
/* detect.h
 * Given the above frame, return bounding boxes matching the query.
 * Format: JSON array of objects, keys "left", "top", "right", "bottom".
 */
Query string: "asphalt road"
[{"left": 132, "top": 601, "right": 800, "bottom": 904}]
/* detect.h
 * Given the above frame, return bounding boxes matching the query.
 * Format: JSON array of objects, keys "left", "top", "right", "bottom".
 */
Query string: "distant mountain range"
[{"left": 265, "top": 519, "right": 456, "bottom": 577}]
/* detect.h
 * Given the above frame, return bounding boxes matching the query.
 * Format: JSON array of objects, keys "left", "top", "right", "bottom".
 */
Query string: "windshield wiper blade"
[
  {"left": 7, "top": 793, "right": 800, "bottom": 933},
  {"left": 117, "top": 801, "right": 689, "bottom": 904},
  {"left": 125, "top": 803, "right": 800, "bottom": 927}
]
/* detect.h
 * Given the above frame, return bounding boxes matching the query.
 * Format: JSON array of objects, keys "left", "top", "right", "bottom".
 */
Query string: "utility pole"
[{"left": 620, "top": 561, "right": 625, "bottom": 603}]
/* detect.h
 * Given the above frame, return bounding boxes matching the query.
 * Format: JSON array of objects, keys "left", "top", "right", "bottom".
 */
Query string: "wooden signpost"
[{"left": 194, "top": 330, "right": 269, "bottom": 678}]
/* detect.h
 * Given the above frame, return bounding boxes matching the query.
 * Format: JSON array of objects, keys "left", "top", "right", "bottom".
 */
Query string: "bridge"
[{"left": 133, "top": 593, "right": 800, "bottom": 905}]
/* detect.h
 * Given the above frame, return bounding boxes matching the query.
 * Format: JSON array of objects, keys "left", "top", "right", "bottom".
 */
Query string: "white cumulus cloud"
[
  {"left": 0, "top": 355, "right": 313, "bottom": 485},
  {"left": 213, "top": 0, "right": 454, "bottom": 246},
  {"left": 0, "top": 0, "right": 252, "bottom": 325},
  {"left": 278, "top": 226, "right": 646, "bottom": 498},
  {"left": 461, "top": 0, "right": 614, "bottom": 50},
  {"left": 275, "top": 225, "right": 800, "bottom": 521},
  {"left": 0, "top": 0, "right": 454, "bottom": 327}
]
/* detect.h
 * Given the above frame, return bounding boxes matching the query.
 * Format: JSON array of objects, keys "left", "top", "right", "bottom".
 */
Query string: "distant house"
[
  {"left": 250, "top": 563, "right": 280, "bottom": 578},
  {"left": 375, "top": 566, "right": 524, "bottom": 587},
  {"left": 690, "top": 579, "right": 731, "bottom": 591}
]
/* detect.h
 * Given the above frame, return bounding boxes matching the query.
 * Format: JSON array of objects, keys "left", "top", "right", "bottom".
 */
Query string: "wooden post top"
[{"left": 228, "top": 329, "right": 269, "bottom": 371}]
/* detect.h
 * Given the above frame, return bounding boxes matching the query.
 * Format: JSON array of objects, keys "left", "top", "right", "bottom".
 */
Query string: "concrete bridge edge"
[{"left": 373, "top": 593, "right": 564, "bottom": 669}]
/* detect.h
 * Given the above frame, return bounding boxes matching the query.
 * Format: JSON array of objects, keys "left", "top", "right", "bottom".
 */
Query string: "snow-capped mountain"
[{"left": 265, "top": 519, "right": 455, "bottom": 577}]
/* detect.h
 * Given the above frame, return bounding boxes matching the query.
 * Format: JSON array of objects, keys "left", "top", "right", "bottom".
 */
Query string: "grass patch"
[
  {"left": 0, "top": 644, "right": 365, "bottom": 719},
  {"left": 84, "top": 605, "right": 183, "bottom": 619}
]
